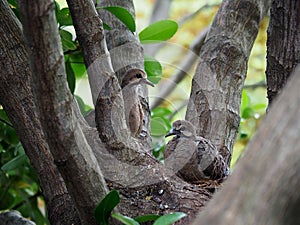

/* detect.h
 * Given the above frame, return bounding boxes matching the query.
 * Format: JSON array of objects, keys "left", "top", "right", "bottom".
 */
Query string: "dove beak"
[
  {"left": 140, "top": 78, "right": 155, "bottom": 87},
  {"left": 165, "top": 129, "right": 180, "bottom": 138}
]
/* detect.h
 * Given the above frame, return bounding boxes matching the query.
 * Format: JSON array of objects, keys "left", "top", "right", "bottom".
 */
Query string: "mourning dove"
[
  {"left": 121, "top": 69, "right": 154, "bottom": 137},
  {"left": 164, "top": 120, "right": 230, "bottom": 183}
]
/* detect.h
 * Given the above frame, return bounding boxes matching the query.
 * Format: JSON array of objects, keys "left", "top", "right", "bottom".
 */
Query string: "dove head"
[
  {"left": 121, "top": 68, "right": 154, "bottom": 88},
  {"left": 165, "top": 120, "right": 197, "bottom": 138}
]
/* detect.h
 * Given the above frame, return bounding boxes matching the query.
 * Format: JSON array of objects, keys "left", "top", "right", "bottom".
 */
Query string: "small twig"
[
  {"left": 150, "top": 28, "right": 208, "bottom": 109},
  {"left": 168, "top": 100, "right": 189, "bottom": 120},
  {"left": 178, "top": 3, "right": 220, "bottom": 26},
  {"left": 243, "top": 81, "right": 266, "bottom": 89}
]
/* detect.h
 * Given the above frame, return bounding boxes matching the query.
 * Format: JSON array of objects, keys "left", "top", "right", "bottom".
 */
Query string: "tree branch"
[
  {"left": 0, "top": 1, "right": 80, "bottom": 224},
  {"left": 67, "top": 0, "right": 114, "bottom": 106},
  {"left": 150, "top": 28, "right": 208, "bottom": 109},
  {"left": 192, "top": 65, "right": 300, "bottom": 225},
  {"left": 186, "top": 0, "right": 270, "bottom": 164},
  {"left": 97, "top": 0, "right": 152, "bottom": 148},
  {"left": 18, "top": 1, "right": 108, "bottom": 224},
  {"left": 266, "top": 0, "right": 300, "bottom": 105}
]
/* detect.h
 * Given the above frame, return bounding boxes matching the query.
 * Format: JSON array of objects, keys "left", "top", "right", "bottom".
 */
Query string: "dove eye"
[{"left": 136, "top": 73, "right": 143, "bottom": 78}]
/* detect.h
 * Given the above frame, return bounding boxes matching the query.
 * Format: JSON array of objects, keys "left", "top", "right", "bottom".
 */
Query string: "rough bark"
[
  {"left": 66, "top": 0, "right": 127, "bottom": 149},
  {"left": 18, "top": 1, "right": 108, "bottom": 224},
  {"left": 191, "top": 65, "right": 300, "bottom": 225},
  {"left": 0, "top": 1, "right": 80, "bottom": 224},
  {"left": 97, "top": 0, "right": 152, "bottom": 149},
  {"left": 266, "top": 0, "right": 300, "bottom": 105},
  {"left": 186, "top": 0, "right": 270, "bottom": 165},
  {"left": 66, "top": 0, "right": 114, "bottom": 106}
]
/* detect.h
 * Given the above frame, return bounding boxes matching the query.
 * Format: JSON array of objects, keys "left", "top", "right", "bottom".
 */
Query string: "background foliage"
[{"left": 0, "top": 0, "right": 268, "bottom": 224}]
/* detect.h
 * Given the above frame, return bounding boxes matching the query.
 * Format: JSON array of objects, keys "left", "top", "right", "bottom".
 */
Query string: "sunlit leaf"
[
  {"left": 151, "top": 107, "right": 172, "bottom": 117},
  {"left": 240, "top": 89, "right": 250, "bottom": 114},
  {"left": 144, "top": 56, "right": 162, "bottom": 84},
  {"left": 151, "top": 117, "right": 170, "bottom": 137},
  {"left": 153, "top": 212, "right": 186, "bottom": 225},
  {"left": 112, "top": 213, "right": 139, "bottom": 225},
  {"left": 134, "top": 214, "right": 160, "bottom": 223},
  {"left": 139, "top": 20, "right": 178, "bottom": 44},
  {"left": 242, "top": 107, "right": 254, "bottom": 119}
]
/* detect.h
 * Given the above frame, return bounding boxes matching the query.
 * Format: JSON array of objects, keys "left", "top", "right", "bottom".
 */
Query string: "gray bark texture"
[
  {"left": 0, "top": 1, "right": 80, "bottom": 224},
  {"left": 18, "top": 0, "right": 108, "bottom": 224},
  {"left": 186, "top": 0, "right": 270, "bottom": 165},
  {"left": 266, "top": 0, "right": 300, "bottom": 105},
  {"left": 191, "top": 65, "right": 300, "bottom": 225}
]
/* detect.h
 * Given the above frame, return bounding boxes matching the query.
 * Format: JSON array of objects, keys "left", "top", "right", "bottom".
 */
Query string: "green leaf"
[
  {"left": 112, "top": 213, "right": 140, "bottom": 225},
  {"left": 7, "top": 0, "right": 19, "bottom": 18},
  {"left": 102, "top": 6, "right": 136, "bottom": 32},
  {"left": 134, "top": 214, "right": 160, "bottom": 223},
  {"left": 69, "top": 51, "right": 84, "bottom": 63},
  {"left": 153, "top": 212, "right": 186, "bottom": 225},
  {"left": 0, "top": 189, "right": 14, "bottom": 210},
  {"left": 1, "top": 153, "right": 28, "bottom": 172},
  {"left": 94, "top": 190, "right": 120, "bottom": 225},
  {"left": 0, "top": 109, "right": 11, "bottom": 124},
  {"left": 151, "top": 107, "right": 172, "bottom": 117},
  {"left": 75, "top": 95, "right": 87, "bottom": 116},
  {"left": 103, "top": 22, "right": 112, "bottom": 30},
  {"left": 56, "top": 8, "right": 73, "bottom": 26},
  {"left": 54, "top": 1, "right": 60, "bottom": 14},
  {"left": 0, "top": 143, "right": 3, "bottom": 153},
  {"left": 151, "top": 117, "right": 170, "bottom": 137},
  {"left": 139, "top": 20, "right": 178, "bottom": 44},
  {"left": 71, "top": 62, "right": 86, "bottom": 78},
  {"left": 240, "top": 133, "right": 248, "bottom": 139},
  {"left": 144, "top": 56, "right": 162, "bottom": 84},
  {"left": 240, "top": 89, "right": 250, "bottom": 114},
  {"left": 65, "top": 61, "right": 76, "bottom": 94},
  {"left": 242, "top": 107, "right": 254, "bottom": 119},
  {"left": 59, "top": 29, "right": 77, "bottom": 52},
  {"left": 69, "top": 52, "right": 86, "bottom": 78}
]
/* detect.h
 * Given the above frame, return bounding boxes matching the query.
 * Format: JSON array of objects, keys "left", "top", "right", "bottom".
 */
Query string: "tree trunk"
[
  {"left": 186, "top": 0, "right": 270, "bottom": 165},
  {"left": 266, "top": 0, "right": 300, "bottom": 105},
  {"left": 0, "top": 1, "right": 80, "bottom": 224},
  {"left": 191, "top": 65, "right": 300, "bottom": 225},
  {"left": 18, "top": 1, "right": 108, "bottom": 224}
]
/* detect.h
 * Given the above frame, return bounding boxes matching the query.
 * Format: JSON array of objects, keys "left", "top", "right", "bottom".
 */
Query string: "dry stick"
[
  {"left": 167, "top": 100, "right": 189, "bottom": 121},
  {"left": 177, "top": 3, "right": 219, "bottom": 27},
  {"left": 244, "top": 81, "right": 266, "bottom": 89},
  {"left": 150, "top": 28, "right": 208, "bottom": 109}
]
